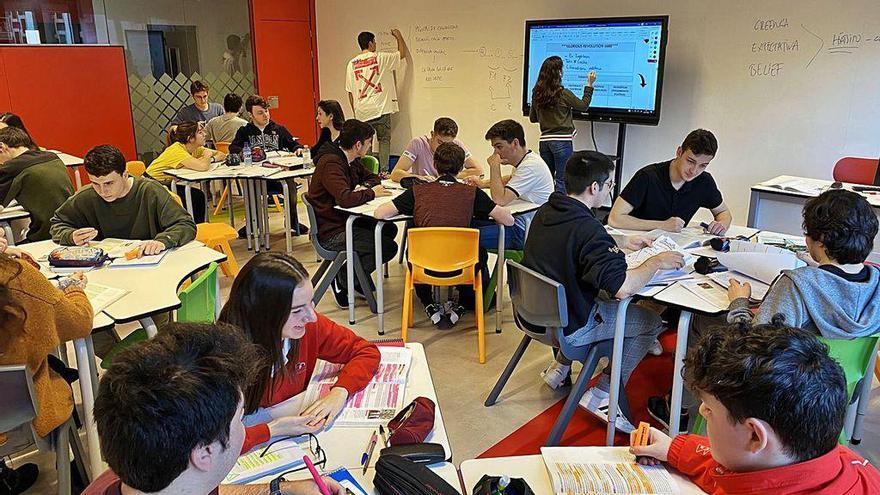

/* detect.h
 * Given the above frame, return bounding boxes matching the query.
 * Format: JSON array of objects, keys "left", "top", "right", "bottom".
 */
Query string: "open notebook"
[{"left": 542, "top": 447, "right": 678, "bottom": 495}]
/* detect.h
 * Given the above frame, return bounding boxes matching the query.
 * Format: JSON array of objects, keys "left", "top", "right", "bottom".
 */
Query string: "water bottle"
[
  {"left": 491, "top": 475, "right": 510, "bottom": 495},
  {"left": 302, "top": 145, "right": 312, "bottom": 169},
  {"left": 243, "top": 143, "right": 252, "bottom": 165}
]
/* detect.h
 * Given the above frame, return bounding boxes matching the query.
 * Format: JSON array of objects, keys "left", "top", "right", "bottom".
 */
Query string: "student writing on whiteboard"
[
  {"left": 529, "top": 56, "right": 595, "bottom": 193},
  {"left": 608, "top": 129, "right": 732, "bottom": 235},
  {"left": 389, "top": 117, "right": 482, "bottom": 182},
  {"left": 218, "top": 253, "right": 381, "bottom": 454},
  {"left": 345, "top": 29, "right": 409, "bottom": 172},
  {"left": 466, "top": 120, "right": 553, "bottom": 251}
]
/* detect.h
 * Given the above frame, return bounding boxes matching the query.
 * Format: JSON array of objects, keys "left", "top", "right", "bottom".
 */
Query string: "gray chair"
[
  {"left": 302, "top": 195, "right": 377, "bottom": 312},
  {"left": 485, "top": 261, "right": 631, "bottom": 446},
  {"left": 0, "top": 365, "right": 88, "bottom": 495}
]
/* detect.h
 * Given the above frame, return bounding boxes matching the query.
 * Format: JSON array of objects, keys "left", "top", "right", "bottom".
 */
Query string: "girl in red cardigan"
[{"left": 219, "top": 252, "right": 380, "bottom": 453}]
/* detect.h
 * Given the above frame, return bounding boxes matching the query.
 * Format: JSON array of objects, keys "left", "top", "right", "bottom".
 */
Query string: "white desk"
[
  {"left": 0, "top": 205, "right": 30, "bottom": 245},
  {"left": 247, "top": 462, "right": 462, "bottom": 494},
  {"left": 749, "top": 175, "right": 880, "bottom": 262},
  {"left": 168, "top": 162, "right": 314, "bottom": 254},
  {"left": 18, "top": 240, "right": 225, "bottom": 477},
  {"left": 460, "top": 454, "right": 706, "bottom": 495}
]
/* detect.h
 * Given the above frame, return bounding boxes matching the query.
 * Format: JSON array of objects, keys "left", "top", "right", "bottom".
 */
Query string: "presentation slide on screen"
[{"left": 526, "top": 21, "right": 663, "bottom": 113}]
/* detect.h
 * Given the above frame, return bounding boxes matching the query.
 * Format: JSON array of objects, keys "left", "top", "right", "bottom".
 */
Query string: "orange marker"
[{"left": 632, "top": 421, "right": 651, "bottom": 447}]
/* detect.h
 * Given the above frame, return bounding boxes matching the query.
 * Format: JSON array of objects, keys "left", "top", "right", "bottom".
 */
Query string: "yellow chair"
[
  {"left": 212, "top": 141, "right": 232, "bottom": 216},
  {"left": 401, "top": 227, "right": 486, "bottom": 363},
  {"left": 126, "top": 160, "right": 146, "bottom": 177},
  {"left": 170, "top": 191, "right": 240, "bottom": 277}
]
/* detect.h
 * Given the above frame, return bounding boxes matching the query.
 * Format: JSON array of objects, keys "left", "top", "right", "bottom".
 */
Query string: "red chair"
[{"left": 833, "top": 157, "right": 878, "bottom": 185}]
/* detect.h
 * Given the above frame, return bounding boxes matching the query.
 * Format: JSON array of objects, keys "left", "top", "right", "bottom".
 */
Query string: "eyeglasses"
[{"left": 264, "top": 433, "right": 326, "bottom": 480}]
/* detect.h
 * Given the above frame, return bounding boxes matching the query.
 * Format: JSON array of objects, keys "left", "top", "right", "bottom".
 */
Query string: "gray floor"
[{"left": 16, "top": 199, "right": 880, "bottom": 493}]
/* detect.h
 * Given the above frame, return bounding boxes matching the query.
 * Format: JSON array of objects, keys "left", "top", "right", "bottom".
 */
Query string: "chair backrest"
[
  {"left": 506, "top": 260, "right": 568, "bottom": 346},
  {"left": 362, "top": 155, "right": 380, "bottom": 174},
  {"left": 832, "top": 157, "right": 879, "bottom": 186},
  {"left": 301, "top": 194, "right": 336, "bottom": 259},
  {"left": 215, "top": 141, "right": 231, "bottom": 155},
  {"left": 0, "top": 365, "right": 42, "bottom": 457},
  {"left": 177, "top": 262, "right": 218, "bottom": 323},
  {"left": 818, "top": 335, "right": 879, "bottom": 443},
  {"left": 407, "top": 227, "right": 479, "bottom": 272},
  {"left": 126, "top": 160, "right": 146, "bottom": 177}
]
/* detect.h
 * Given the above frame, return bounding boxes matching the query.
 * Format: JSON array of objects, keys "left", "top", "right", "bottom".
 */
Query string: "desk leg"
[
  {"left": 242, "top": 180, "right": 254, "bottom": 251},
  {"left": 282, "top": 181, "right": 292, "bottom": 253},
  {"left": 375, "top": 221, "right": 385, "bottom": 335},
  {"left": 84, "top": 335, "right": 99, "bottom": 397},
  {"left": 495, "top": 224, "right": 505, "bottom": 333},
  {"left": 73, "top": 337, "right": 101, "bottom": 478},
  {"left": 253, "top": 181, "right": 264, "bottom": 251},
  {"left": 2, "top": 223, "right": 14, "bottom": 246},
  {"left": 140, "top": 317, "right": 159, "bottom": 339},
  {"left": 73, "top": 165, "right": 83, "bottom": 191},
  {"left": 261, "top": 181, "right": 271, "bottom": 249},
  {"left": 183, "top": 182, "right": 195, "bottom": 220},
  {"left": 346, "top": 216, "right": 357, "bottom": 324},
  {"left": 606, "top": 297, "right": 631, "bottom": 446},
  {"left": 747, "top": 190, "right": 760, "bottom": 228},
  {"left": 227, "top": 179, "right": 235, "bottom": 227},
  {"left": 668, "top": 311, "right": 694, "bottom": 436}
]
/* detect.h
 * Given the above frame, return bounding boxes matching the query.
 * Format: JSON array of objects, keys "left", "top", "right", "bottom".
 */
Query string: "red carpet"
[{"left": 478, "top": 330, "right": 678, "bottom": 458}]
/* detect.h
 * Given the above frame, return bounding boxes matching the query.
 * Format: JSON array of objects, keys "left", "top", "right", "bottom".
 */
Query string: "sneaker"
[
  {"left": 330, "top": 278, "right": 348, "bottom": 309},
  {"left": 425, "top": 303, "right": 444, "bottom": 326},
  {"left": 541, "top": 362, "right": 571, "bottom": 390},
  {"left": 648, "top": 339, "right": 663, "bottom": 356},
  {"left": 578, "top": 387, "right": 636, "bottom": 434},
  {"left": 445, "top": 302, "right": 465, "bottom": 326},
  {"left": 647, "top": 395, "right": 690, "bottom": 434},
  {"left": 0, "top": 460, "right": 38, "bottom": 495}
]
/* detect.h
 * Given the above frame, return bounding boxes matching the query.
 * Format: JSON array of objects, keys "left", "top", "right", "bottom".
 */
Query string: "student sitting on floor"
[
  {"left": 631, "top": 319, "right": 880, "bottom": 494},
  {"left": 467, "top": 119, "right": 554, "bottom": 251},
  {"left": 146, "top": 121, "right": 226, "bottom": 224},
  {"left": 609, "top": 129, "right": 732, "bottom": 235},
  {"left": 726, "top": 189, "right": 880, "bottom": 337},
  {"left": 0, "top": 127, "right": 73, "bottom": 242},
  {"left": 523, "top": 151, "right": 683, "bottom": 433},
  {"left": 0, "top": 238, "right": 92, "bottom": 494},
  {"left": 308, "top": 119, "right": 396, "bottom": 307},
  {"left": 218, "top": 252, "right": 380, "bottom": 454},
  {"left": 390, "top": 117, "right": 483, "bottom": 183},
  {"left": 85, "top": 322, "right": 343, "bottom": 494},
  {"left": 50, "top": 144, "right": 196, "bottom": 257},
  {"left": 375, "top": 142, "right": 513, "bottom": 327}
]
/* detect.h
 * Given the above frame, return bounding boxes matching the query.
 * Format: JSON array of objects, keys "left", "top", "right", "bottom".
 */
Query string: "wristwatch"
[{"left": 269, "top": 477, "right": 283, "bottom": 495}]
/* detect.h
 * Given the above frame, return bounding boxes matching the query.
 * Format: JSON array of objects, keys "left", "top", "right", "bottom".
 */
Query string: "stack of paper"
[
  {"left": 716, "top": 241, "right": 805, "bottom": 285},
  {"left": 680, "top": 280, "right": 731, "bottom": 311},
  {"left": 223, "top": 438, "right": 306, "bottom": 484},
  {"left": 625, "top": 235, "right": 692, "bottom": 269},
  {"left": 541, "top": 446, "right": 677, "bottom": 494},
  {"left": 707, "top": 271, "right": 770, "bottom": 301},
  {"left": 761, "top": 177, "right": 827, "bottom": 195},
  {"left": 302, "top": 346, "right": 413, "bottom": 426}
]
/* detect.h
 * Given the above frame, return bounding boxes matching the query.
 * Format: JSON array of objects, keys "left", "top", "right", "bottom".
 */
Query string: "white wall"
[{"left": 316, "top": 0, "right": 880, "bottom": 224}]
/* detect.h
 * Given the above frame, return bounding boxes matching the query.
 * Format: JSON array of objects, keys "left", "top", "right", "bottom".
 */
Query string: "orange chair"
[
  {"left": 833, "top": 157, "right": 878, "bottom": 186},
  {"left": 401, "top": 227, "right": 486, "bottom": 363},
  {"left": 126, "top": 160, "right": 146, "bottom": 177},
  {"left": 170, "top": 191, "right": 240, "bottom": 277},
  {"left": 212, "top": 141, "right": 234, "bottom": 216}
]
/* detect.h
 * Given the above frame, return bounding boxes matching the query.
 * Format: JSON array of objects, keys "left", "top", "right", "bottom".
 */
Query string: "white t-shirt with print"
[
  {"left": 345, "top": 51, "right": 401, "bottom": 121},
  {"left": 504, "top": 151, "right": 554, "bottom": 231}
]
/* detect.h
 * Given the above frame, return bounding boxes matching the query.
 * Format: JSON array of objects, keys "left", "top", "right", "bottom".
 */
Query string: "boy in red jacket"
[{"left": 630, "top": 317, "right": 880, "bottom": 494}]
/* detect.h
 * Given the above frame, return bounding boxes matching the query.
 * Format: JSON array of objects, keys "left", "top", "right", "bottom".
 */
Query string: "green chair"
[
  {"left": 100, "top": 263, "right": 219, "bottom": 369},
  {"left": 483, "top": 249, "right": 524, "bottom": 314},
  {"left": 362, "top": 155, "right": 380, "bottom": 174}
]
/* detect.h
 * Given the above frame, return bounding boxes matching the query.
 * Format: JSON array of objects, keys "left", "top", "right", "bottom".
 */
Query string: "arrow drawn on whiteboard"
[{"left": 801, "top": 24, "right": 824, "bottom": 68}]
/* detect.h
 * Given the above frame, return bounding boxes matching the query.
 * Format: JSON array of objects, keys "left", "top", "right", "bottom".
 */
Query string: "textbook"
[
  {"left": 83, "top": 283, "right": 129, "bottom": 315},
  {"left": 109, "top": 249, "right": 169, "bottom": 267},
  {"left": 302, "top": 346, "right": 413, "bottom": 426},
  {"left": 541, "top": 446, "right": 677, "bottom": 494},
  {"left": 223, "top": 438, "right": 306, "bottom": 485}
]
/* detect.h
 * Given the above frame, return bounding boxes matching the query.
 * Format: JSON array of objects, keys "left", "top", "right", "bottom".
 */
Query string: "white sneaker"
[
  {"left": 541, "top": 362, "right": 570, "bottom": 390},
  {"left": 578, "top": 387, "right": 636, "bottom": 433},
  {"left": 648, "top": 339, "right": 663, "bottom": 356}
]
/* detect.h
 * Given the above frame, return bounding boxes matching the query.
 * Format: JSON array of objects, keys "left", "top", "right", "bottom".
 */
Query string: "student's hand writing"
[
  {"left": 704, "top": 221, "right": 727, "bottom": 236},
  {"left": 286, "top": 477, "right": 344, "bottom": 495},
  {"left": 629, "top": 427, "right": 672, "bottom": 466},
  {"left": 486, "top": 152, "right": 503, "bottom": 169},
  {"left": 650, "top": 252, "right": 685, "bottom": 271},
  {"left": 727, "top": 278, "right": 752, "bottom": 301},
  {"left": 301, "top": 387, "right": 348, "bottom": 427},
  {"left": 267, "top": 415, "right": 323, "bottom": 438},
  {"left": 661, "top": 217, "right": 685, "bottom": 233},
  {"left": 137, "top": 240, "right": 167, "bottom": 257},
  {"left": 587, "top": 70, "right": 597, "bottom": 86},
  {"left": 72, "top": 227, "right": 99, "bottom": 246},
  {"left": 623, "top": 235, "right": 653, "bottom": 251},
  {"left": 372, "top": 184, "right": 391, "bottom": 197}
]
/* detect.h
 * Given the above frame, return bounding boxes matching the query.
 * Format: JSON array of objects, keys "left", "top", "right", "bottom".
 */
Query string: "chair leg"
[
  {"left": 68, "top": 418, "right": 89, "bottom": 485},
  {"left": 212, "top": 185, "right": 229, "bottom": 216},
  {"left": 546, "top": 346, "right": 600, "bottom": 447},
  {"left": 398, "top": 223, "right": 409, "bottom": 264},
  {"left": 311, "top": 259, "right": 332, "bottom": 287},
  {"left": 353, "top": 258, "right": 378, "bottom": 313},
  {"left": 401, "top": 268, "right": 412, "bottom": 342},
  {"left": 485, "top": 335, "right": 532, "bottom": 406},
  {"left": 55, "top": 422, "right": 72, "bottom": 495},
  {"left": 215, "top": 239, "right": 239, "bottom": 277},
  {"left": 272, "top": 195, "right": 284, "bottom": 214},
  {"left": 475, "top": 274, "right": 486, "bottom": 364}
]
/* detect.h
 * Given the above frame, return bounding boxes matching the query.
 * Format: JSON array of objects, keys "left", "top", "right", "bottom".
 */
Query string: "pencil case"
[
  {"left": 48, "top": 246, "right": 109, "bottom": 268},
  {"left": 379, "top": 442, "right": 445, "bottom": 464},
  {"left": 373, "top": 454, "right": 459, "bottom": 495}
]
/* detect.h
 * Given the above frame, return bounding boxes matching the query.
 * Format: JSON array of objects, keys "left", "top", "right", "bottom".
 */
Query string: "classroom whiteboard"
[{"left": 316, "top": 0, "right": 880, "bottom": 223}]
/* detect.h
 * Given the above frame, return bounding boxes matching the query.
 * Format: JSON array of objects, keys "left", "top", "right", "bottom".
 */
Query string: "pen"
[
  {"left": 362, "top": 430, "right": 379, "bottom": 474},
  {"left": 302, "top": 455, "right": 331, "bottom": 495},
  {"left": 379, "top": 424, "right": 388, "bottom": 447}
]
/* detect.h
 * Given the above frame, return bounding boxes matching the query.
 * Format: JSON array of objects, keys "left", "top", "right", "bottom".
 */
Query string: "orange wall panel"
[{"left": 0, "top": 46, "right": 136, "bottom": 160}]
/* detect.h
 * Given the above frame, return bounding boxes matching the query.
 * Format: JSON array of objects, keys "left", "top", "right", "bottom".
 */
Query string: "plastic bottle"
[
  {"left": 243, "top": 143, "right": 252, "bottom": 165},
  {"left": 302, "top": 145, "right": 312, "bottom": 169},
  {"left": 491, "top": 475, "right": 510, "bottom": 495}
]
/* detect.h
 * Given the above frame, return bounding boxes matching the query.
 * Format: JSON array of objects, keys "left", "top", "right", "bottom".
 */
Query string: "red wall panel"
[
  {"left": 0, "top": 46, "right": 136, "bottom": 160},
  {"left": 251, "top": 0, "right": 310, "bottom": 22}
]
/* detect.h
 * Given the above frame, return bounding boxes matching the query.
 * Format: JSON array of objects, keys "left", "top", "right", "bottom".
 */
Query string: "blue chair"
[{"left": 484, "top": 260, "right": 631, "bottom": 446}]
